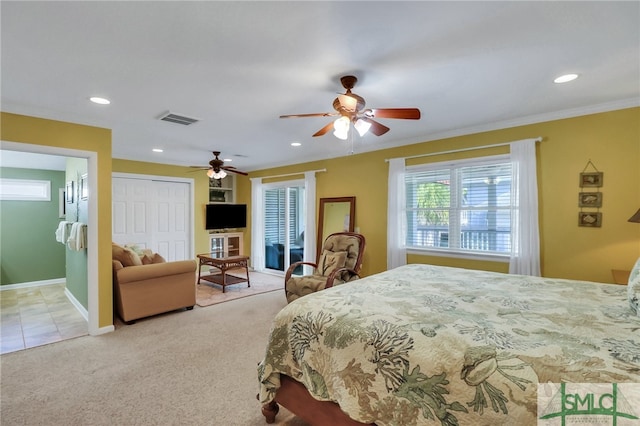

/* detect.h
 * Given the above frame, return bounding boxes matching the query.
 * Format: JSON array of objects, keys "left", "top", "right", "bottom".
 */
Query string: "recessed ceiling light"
[
  {"left": 152, "top": 148, "right": 163, "bottom": 153},
  {"left": 89, "top": 96, "right": 110, "bottom": 105},
  {"left": 291, "top": 142, "right": 301, "bottom": 147},
  {"left": 554, "top": 74, "right": 579, "bottom": 84}
]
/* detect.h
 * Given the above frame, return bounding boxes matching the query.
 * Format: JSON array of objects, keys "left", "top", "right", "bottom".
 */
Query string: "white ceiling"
[{"left": 2, "top": 1, "right": 638, "bottom": 172}]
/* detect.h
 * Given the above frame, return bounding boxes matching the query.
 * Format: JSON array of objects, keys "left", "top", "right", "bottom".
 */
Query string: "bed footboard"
[{"left": 261, "top": 375, "right": 375, "bottom": 426}]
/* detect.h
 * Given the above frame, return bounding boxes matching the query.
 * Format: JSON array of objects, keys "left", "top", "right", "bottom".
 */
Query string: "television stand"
[{"left": 209, "top": 232, "right": 243, "bottom": 257}]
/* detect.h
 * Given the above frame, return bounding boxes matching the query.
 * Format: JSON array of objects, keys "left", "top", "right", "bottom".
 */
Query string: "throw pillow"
[
  {"left": 628, "top": 257, "right": 640, "bottom": 316},
  {"left": 315, "top": 250, "right": 347, "bottom": 277},
  {"left": 112, "top": 242, "right": 143, "bottom": 267},
  {"left": 139, "top": 248, "right": 155, "bottom": 265},
  {"left": 152, "top": 253, "right": 166, "bottom": 264}
]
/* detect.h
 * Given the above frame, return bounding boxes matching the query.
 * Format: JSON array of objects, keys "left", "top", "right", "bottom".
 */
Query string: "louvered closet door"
[{"left": 112, "top": 177, "right": 191, "bottom": 261}]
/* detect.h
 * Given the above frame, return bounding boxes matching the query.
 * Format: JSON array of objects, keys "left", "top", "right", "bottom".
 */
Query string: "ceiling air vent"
[{"left": 158, "top": 112, "right": 199, "bottom": 125}]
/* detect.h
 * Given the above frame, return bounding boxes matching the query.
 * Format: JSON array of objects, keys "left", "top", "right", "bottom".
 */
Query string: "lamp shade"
[
  {"left": 333, "top": 116, "right": 350, "bottom": 140},
  {"left": 212, "top": 170, "right": 227, "bottom": 179},
  {"left": 354, "top": 118, "right": 371, "bottom": 136},
  {"left": 628, "top": 208, "right": 640, "bottom": 223}
]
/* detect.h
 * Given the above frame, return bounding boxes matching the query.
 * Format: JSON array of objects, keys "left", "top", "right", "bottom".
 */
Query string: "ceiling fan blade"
[
  {"left": 368, "top": 108, "right": 421, "bottom": 120},
  {"left": 221, "top": 166, "right": 248, "bottom": 176},
  {"left": 313, "top": 121, "right": 335, "bottom": 137},
  {"left": 361, "top": 118, "right": 390, "bottom": 136},
  {"left": 280, "top": 112, "right": 337, "bottom": 119}
]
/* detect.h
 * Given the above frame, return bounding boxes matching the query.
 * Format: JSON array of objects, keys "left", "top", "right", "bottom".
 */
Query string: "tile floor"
[{"left": 1, "top": 283, "right": 88, "bottom": 354}]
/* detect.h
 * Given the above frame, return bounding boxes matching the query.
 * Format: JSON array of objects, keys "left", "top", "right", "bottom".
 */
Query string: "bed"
[{"left": 258, "top": 262, "right": 640, "bottom": 425}]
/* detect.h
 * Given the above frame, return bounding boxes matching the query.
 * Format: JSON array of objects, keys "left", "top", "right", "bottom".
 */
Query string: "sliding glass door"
[{"left": 263, "top": 182, "right": 305, "bottom": 273}]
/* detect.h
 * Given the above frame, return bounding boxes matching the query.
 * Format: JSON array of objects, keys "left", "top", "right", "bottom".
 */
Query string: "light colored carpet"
[
  {"left": 197, "top": 270, "right": 284, "bottom": 307},
  {"left": 0, "top": 290, "right": 308, "bottom": 426}
]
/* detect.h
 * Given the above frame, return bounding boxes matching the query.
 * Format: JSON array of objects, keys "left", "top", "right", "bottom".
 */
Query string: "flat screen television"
[{"left": 205, "top": 203, "right": 247, "bottom": 230}]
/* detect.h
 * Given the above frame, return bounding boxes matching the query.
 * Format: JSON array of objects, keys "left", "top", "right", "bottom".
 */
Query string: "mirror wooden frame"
[{"left": 317, "top": 196, "right": 356, "bottom": 259}]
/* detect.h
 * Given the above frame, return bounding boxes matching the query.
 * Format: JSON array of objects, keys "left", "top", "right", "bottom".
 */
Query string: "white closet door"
[
  {"left": 112, "top": 178, "right": 151, "bottom": 248},
  {"left": 112, "top": 177, "right": 191, "bottom": 261},
  {"left": 152, "top": 180, "right": 189, "bottom": 261}
]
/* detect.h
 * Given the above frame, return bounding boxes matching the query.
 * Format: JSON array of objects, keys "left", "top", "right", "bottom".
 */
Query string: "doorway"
[
  {"left": 1, "top": 141, "right": 100, "bottom": 336},
  {"left": 263, "top": 182, "right": 305, "bottom": 274}
]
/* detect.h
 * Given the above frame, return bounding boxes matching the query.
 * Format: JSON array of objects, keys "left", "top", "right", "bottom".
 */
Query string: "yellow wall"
[
  {"left": 243, "top": 107, "right": 640, "bottom": 283},
  {"left": 1, "top": 112, "right": 113, "bottom": 328},
  {"left": 3, "top": 107, "right": 637, "bottom": 331}
]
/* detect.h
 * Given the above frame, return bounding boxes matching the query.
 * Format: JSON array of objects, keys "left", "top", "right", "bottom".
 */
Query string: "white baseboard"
[
  {"left": 0, "top": 278, "right": 65, "bottom": 291},
  {"left": 90, "top": 325, "right": 115, "bottom": 336},
  {"left": 64, "top": 287, "right": 88, "bottom": 321}
]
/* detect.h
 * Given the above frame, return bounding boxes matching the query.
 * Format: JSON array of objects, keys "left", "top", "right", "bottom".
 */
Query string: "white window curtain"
[
  {"left": 250, "top": 178, "right": 265, "bottom": 271},
  {"left": 387, "top": 157, "right": 407, "bottom": 269},
  {"left": 304, "top": 172, "right": 317, "bottom": 273},
  {"left": 509, "top": 139, "right": 541, "bottom": 276}
]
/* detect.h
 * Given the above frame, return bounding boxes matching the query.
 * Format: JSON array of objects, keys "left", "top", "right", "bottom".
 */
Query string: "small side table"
[
  {"left": 611, "top": 269, "right": 631, "bottom": 285},
  {"left": 197, "top": 253, "right": 250, "bottom": 293}
]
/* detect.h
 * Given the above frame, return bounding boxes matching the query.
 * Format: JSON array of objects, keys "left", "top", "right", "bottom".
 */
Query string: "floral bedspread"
[{"left": 258, "top": 264, "right": 640, "bottom": 425}]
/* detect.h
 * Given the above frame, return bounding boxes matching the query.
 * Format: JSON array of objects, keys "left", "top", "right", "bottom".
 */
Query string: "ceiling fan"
[
  {"left": 280, "top": 75, "right": 421, "bottom": 139},
  {"left": 190, "top": 151, "right": 248, "bottom": 179}
]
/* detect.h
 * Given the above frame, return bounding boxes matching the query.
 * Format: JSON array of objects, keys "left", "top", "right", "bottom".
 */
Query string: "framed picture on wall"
[
  {"left": 65, "top": 181, "right": 74, "bottom": 203},
  {"left": 80, "top": 173, "right": 88, "bottom": 200},
  {"left": 59, "top": 188, "right": 66, "bottom": 218},
  {"left": 578, "top": 212, "right": 602, "bottom": 227},
  {"left": 578, "top": 192, "right": 602, "bottom": 208},
  {"left": 579, "top": 172, "right": 603, "bottom": 187}
]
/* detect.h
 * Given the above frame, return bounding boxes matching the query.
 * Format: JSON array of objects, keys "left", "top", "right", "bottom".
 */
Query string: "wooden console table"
[{"left": 197, "top": 253, "right": 250, "bottom": 293}]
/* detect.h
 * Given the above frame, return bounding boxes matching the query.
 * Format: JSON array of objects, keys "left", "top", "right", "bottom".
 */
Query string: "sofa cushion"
[
  {"left": 315, "top": 250, "right": 347, "bottom": 277},
  {"left": 112, "top": 243, "right": 142, "bottom": 267}
]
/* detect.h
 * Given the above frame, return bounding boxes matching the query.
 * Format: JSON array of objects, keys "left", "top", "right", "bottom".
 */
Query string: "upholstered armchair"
[{"left": 284, "top": 232, "right": 365, "bottom": 303}]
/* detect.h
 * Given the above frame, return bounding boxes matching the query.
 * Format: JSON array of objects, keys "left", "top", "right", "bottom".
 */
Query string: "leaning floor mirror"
[{"left": 317, "top": 196, "right": 356, "bottom": 257}]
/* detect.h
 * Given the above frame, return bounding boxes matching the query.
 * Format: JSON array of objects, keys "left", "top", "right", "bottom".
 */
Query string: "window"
[
  {"left": 405, "top": 155, "right": 512, "bottom": 255},
  {"left": 0, "top": 178, "right": 51, "bottom": 201}
]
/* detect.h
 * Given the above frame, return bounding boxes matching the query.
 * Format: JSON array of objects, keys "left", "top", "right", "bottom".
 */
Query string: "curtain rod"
[
  {"left": 253, "top": 168, "right": 326, "bottom": 180},
  {"left": 385, "top": 137, "right": 543, "bottom": 162}
]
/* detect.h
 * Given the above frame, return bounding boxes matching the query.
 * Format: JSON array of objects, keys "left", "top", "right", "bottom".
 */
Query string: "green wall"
[
  {"left": 0, "top": 167, "right": 66, "bottom": 285},
  {"left": 64, "top": 158, "right": 89, "bottom": 308}
]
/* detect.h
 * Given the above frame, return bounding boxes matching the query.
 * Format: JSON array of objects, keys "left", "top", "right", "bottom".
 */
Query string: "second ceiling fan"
[{"left": 280, "top": 75, "right": 421, "bottom": 139}]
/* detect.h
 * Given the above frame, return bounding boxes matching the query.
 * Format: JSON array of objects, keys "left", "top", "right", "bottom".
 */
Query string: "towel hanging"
[
  {"left": 67, "top": 222, "right": 87, "bottom": 251},
  {"left": 55, "top": 221, "right": 73, "bottom": 244}
]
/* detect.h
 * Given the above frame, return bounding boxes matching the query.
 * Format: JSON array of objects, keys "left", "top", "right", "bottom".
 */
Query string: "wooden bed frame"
[{"left": 261, "top": 375, "right": 375, "bottom": 425}]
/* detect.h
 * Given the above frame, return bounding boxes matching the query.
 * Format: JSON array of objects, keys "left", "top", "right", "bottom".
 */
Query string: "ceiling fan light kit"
[
  {"left": 207, "top": 169, "right": 227, "bottom": 179},
  {"left": 190, "top": 151, "right": 248, "bottom": 179},
  {"left": 280, "top": 75, "right": 421, "bottom": 140}
]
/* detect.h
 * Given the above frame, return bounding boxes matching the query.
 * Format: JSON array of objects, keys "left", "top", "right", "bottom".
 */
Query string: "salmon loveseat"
[{"left": 112, "top": 243, "right": 197, "bottom": 323}]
